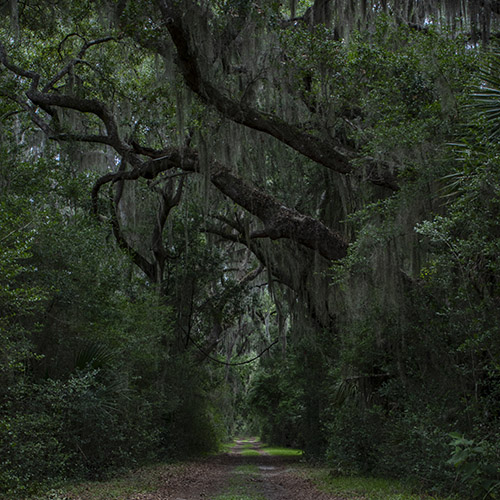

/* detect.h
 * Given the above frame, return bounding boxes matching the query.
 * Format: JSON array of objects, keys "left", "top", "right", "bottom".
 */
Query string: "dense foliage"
[
  {"left": 2, "top": 1, "right": 500, "bottom": 498},
  {"left": 0, "top": 145, "right": 232, "bottom": 496}
]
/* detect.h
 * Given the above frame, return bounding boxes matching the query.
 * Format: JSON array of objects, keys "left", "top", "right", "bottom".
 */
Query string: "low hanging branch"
[
  {"left": 98, "top": 148, "right": 349, "bottom": 261},
  {"left": 187, "top": 334, "right": 280, "bottom": 366},
  {"left": 1, "top": 39, "right": 349, "bottom": 262},
  {"left": 157, "top": 1, "right": 399, "bottom": 191},
  {"left": 208, "top": 162, "right": 349, "bottom": 261}
]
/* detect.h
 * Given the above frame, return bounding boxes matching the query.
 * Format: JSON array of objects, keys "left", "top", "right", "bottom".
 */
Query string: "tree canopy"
[{"left": 2, "top": 1, "right": 500, "bottom": 498}]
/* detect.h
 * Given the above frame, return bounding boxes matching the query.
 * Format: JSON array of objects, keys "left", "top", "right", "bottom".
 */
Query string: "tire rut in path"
[{"left": 231, "top": 442, "right": 345, "bottom": 500}]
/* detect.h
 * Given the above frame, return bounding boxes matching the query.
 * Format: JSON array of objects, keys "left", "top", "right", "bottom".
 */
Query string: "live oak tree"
[
  {"left": 0, "top": 0, "right": 496, "bottom": 328},
  {"left": 2, "top": 0, "right": 500, "bottom": 496}
]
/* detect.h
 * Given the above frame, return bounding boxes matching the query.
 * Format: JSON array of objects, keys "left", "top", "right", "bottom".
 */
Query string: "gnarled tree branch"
[
  {"left": 158, "top": 1, "right": 399, "bottom": 190},
  {"left": 133, "top": 148, "right": 349, "bottom": 260},
  {"left": 1, "top": 41, "right": 349, "bottom": 262}
]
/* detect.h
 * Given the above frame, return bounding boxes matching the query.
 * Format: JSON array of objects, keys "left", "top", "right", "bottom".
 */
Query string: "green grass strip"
[
  {"left": 31, "top": 463, "right": 172, "bottom": 500},
  {"left": 310, "top": 470, "right": 459, "bottom": 500},
  {"left": 261, "top": 446, "right": 303, "bottom": 456},
  {"left": 240, "top": 449, "right": 260, "bottom": 456}
]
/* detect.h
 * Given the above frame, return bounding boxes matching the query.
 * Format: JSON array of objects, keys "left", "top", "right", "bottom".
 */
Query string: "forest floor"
[
  {"left": 60, "top": 437, "right": 346, "bottom": 500},
  {"left": 126, "top": 437, "right": 346, "bottom": 500},
  {"left": 53, "top": 438, "right": 449, "bottom": 500}
]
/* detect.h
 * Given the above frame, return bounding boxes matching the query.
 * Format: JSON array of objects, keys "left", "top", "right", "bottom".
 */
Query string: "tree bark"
[{"left": 158, "top": 1, "right": 399, "bottom": 191}]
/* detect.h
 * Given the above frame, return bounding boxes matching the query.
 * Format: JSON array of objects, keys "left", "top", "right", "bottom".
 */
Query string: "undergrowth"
[
  {"left": 26, "top": 463, "right": 177, "bottom": 500},
  {"left": 310, "top": 469, "right": 460, "bottom": 500}
]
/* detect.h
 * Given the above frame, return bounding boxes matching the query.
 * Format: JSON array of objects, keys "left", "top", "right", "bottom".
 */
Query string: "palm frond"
[
  {"left": 470, "top": 47, "right": 500, "bottom": 138},
  {"left": 74, "top": 341, "right": 115, "bottom": 371}
]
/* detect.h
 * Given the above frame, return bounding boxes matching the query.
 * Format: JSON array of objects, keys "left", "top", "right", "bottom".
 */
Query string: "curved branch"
[
  {"left": 1, "top": 40, "right": 349, "bottom": 262},
  {"left": 92, "top": 172, "right": 122, "bottom": 215},
  {"left": 188, "top": 334, "right": 279, "bottom": 366},
  {"left": 159, "top": 2, "right": 398, "bottom": 190},
  {"left": 93, "top": 147, "right": 348, "bottom": 261},
  {"left": 45, "top": 36, "right": 116, "bottom": 92},
  {"left": 0, "top": 42, "right": 40, "bottom": 89},
  {"left": 25, "top": 90, "right": 131, "bottom": 156},
  {"left": 108, "top": 165, "right": 157, "bottom": 281}
]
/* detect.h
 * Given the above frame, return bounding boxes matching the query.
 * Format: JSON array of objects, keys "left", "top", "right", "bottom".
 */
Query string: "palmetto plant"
[
  {"left": 441, "top": 47, "right": 500, "bottom": 199},
  {"left": 472, "top": 47, "right": 500, "bottom": 140},
  {"left": 74, "top": 341, "right": 115, "bottom": 371}
]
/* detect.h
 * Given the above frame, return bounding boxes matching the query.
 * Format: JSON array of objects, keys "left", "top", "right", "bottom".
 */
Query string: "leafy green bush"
[
  {"left": 0, "top": 368, "right": 165, "bottom": 498},
  {"left": 325, "top": 401, "right": 387, "bottom": 475},
  {"left": 0, "top": 379, "right": 72, "bottom": 497},
  {"left": 448, "top": 432, "right": 500, "bottom": 499}
]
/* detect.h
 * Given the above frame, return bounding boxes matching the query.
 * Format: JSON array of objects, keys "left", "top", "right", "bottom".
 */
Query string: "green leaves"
[
  {"left": 471, "top": 48, "right": 500, "bottom": 139},
  {"left": 447, "top": 433, "right": 500, "bottom": 498}
]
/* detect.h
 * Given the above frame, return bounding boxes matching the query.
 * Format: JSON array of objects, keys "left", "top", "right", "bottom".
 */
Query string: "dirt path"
[{"left": 129, "top": 438, "right": 346, "bottom": 500}]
